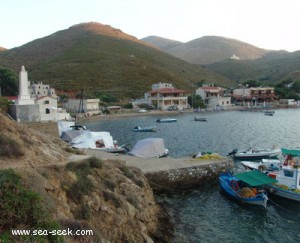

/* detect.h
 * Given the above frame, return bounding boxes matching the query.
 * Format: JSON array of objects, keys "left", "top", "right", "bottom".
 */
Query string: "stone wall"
[
  {"left": 10, "top": 104, "right": 40, "bottom": 122},
  {"left": 145, "top": 160, "right": 233, "bottom": 192}
]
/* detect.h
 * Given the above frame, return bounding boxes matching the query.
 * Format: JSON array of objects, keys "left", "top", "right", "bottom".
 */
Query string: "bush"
[
  {"left": 0, "top": 134, "right": 24, "bottom": 158},
  {"left": 88, "top": 156, "right": 103, "bottom": 169},
  {"left": 120, "top": 165, "right": 134, "bottom": 180},
  {"left": 66, "top": 177, "right": 94, "bottom": 203},
  {"left": 0, "top": 169, "right": 62, "bottom": 242}
]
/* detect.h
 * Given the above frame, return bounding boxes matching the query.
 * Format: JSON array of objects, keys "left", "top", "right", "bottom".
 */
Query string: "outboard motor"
[{"left": 228, "top": 148, "right": 238, "bottom": 156}]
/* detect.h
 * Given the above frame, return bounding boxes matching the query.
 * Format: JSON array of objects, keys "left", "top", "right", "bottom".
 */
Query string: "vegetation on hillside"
[
  {"left": 0, "top": 169, "right": 62, "bottom": 242},
  {"left": 0, "top": 67, "right": 18, "bottom": 96},
  {"left": 274, "top": 79, "right": 300, "bottom": 100},
  {"left": 0, "top": 23, "right": 234, "bottom": 101}
]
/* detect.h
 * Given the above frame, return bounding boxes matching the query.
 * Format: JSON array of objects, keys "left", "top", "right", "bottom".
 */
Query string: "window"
[
  {"left": 45, "top": 108, "right": 50, "bottom": 114},
  {"left": 283, "top": 170, "right": 294, "bottom": 177},
  {"left": 44, "top": 100, "right": 50, "bottom": 104}
]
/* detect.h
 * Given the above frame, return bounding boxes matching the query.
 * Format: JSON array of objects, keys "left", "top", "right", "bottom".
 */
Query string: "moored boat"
[
  {"left": 241, "top": 159, "right": 281, "bottom": 172},
  {"left": 132, "top": 126, "right": 156, "bottom": 132},
  {"left": 265, "top": 153, "right": 300, "bottom": 202},
  {"left": 194, "top": 116, "right": 207, "bottom": 122},
  {"left": 228, "top": 147, "right": 281, "bottom": 160},
  {"left": 156, "top": 118, "right": 177, "bottom": 123},
  {"left": 219, "top": 170, "right": 276, "bottom": 208},
  {"left": 264, "top": 110, "right": 275, "bottom": 116}
]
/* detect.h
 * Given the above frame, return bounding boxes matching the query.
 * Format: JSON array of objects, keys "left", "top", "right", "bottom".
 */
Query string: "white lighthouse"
[{"left": 16, "top": 66, "right": 35, "bottom": 105}]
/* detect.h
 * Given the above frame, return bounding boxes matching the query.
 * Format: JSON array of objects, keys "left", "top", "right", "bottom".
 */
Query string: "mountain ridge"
[{"left": 0, "top": 22, "right": 234, "bottom": 99}]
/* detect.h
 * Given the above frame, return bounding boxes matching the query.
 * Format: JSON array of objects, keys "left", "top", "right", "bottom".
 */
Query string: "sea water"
[{"left": 85, "top": 109, "right": 300, "bottom": 242}]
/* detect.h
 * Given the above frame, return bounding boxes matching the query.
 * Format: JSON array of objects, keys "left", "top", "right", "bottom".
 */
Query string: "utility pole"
[{"left": 78, "top": 88, "right": 84, "bottom": 113}]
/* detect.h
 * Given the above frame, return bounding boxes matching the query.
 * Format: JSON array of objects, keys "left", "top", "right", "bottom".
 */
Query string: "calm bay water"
[{"left": 85, "top": 109, "right": 300, "bottom": 242}]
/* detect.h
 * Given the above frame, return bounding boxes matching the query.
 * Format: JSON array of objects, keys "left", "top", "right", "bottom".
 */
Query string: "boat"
[
  {"left": 281, "top": 147, "right": 300, "bottom": 157},
  {"left": 264, "top": 110, "right": 275, "bottom": 116},
  {"left": 194, "top": 116, "right": 207, "bottom": 122},
  {"left": 219, "top": 170, "right": 277, "bottom": 208},
  {"left": 132, "top": 126, "right": 156, "bottom": 132},
  {"left": 241, "top": 159, "right": 281, "bottom": 172},
  {"left": 69, "top": 130, "right": 127, "bottom": 153},
  {"left": 156, "top": 118, "right": 177, "bottom": 123},
  {"left": 264, "top": 153, "right": 300, "bottom": 202},
  {"left": 228, "top": 147, "right": 281, "bottom": 160},
  {"left": 128, "top": 138, "right": 169, "bottom": 158}
]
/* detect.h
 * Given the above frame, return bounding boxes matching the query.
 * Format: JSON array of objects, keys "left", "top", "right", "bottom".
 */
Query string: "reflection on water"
[{"left": 84, "top": 109, "right": 300, "bottom": 242}]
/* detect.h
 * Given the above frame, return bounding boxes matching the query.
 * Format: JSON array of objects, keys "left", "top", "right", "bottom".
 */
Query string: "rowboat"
[
  {"left": 132, "top": 126, "right": 156, "bottom": 132},
  {"left": 156, "top": 118, "right": 177, "bottom": 123},
  {"left": 219, "top": 170, "right": 276, "bottom": 208}
]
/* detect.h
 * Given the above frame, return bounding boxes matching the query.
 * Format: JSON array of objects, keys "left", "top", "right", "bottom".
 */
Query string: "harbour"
[{"left": 82, "top": 108, "right": 300, "bottom": 242}]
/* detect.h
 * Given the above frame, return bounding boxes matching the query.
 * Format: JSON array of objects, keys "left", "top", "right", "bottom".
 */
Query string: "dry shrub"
[{"left": 0, "top": 134, "right": 25, "bottom": 158}]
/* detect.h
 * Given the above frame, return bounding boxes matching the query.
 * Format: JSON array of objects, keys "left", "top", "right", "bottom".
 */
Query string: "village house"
[
  {"left": 10, "top": 66, "right": 70, "bottom": 122},
  {"left": 233, "top": 87, "right": 275, "bottom": 101},
  {"left": 196, "top": 85, "right": 232, "bottom": 108},
  {"left": 64, "top": 98, "right": 100, "bottom": 115},
  {"left": 146, "top": 82, "right": 188, "bottom": 110}
]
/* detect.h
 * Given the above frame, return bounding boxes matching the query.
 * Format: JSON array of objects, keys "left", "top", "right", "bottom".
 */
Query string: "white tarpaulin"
[
  {"left": 57, "top": 121, "right": 75, "bottom": 137},
  {"left": 71, "top": 131, "right": 114, "bottom": 149},
  {"left": 129, "top": 138, "right": 167, "bottom": 158}
]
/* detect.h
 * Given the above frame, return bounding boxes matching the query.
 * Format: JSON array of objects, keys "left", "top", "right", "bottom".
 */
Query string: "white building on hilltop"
[{"left": 10, "top": 66, "right": 70, "bottom": 122}]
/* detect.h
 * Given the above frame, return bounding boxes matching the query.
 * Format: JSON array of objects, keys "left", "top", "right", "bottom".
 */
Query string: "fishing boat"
[
  {"left": 241, "top": 159, "right": 281, "bottom": 172},
  {"left": 219, "top": 170, "right": 276, "bottom": 208},
  {"left": 194, "top": 116, "right": 207, "bottom": 122},
  {"left": 156, "top": 118, "right": 177, "bottom": 123},
  {"left": 132, "top": 126, "right": 156, "bottom": 132},
  {"left": 228, "top": 147, "right": 281, "bottom": 160},
  {"left": 265, "top": 151, "right": 300, "bottom": 202}
]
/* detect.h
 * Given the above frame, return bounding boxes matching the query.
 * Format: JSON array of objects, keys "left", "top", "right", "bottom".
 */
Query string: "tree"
[
  {"left": 242, "top": 80, "right": 260, "bottom": 88},
  {"left": 188, "top": 95, "right": 205, "bottom": 109},
  {"left": 0, "top": 67, "right": 18, "bottom": 96}
]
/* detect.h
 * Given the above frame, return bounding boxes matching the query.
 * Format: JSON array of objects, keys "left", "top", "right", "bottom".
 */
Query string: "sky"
[{"left": 1, "top": 0, "right": 300, "bottom": 51}]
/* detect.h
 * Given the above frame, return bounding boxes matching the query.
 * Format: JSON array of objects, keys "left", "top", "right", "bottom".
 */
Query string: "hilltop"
[
  {"left": 142, "top": 35, "right": 270, "bottom": 64},
  {"left": 0, "top": 22, "right": 234, "bottom": 100}
]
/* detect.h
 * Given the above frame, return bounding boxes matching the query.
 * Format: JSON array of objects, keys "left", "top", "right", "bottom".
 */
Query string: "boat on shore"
[
  {"left": 156, "top": 118, "right": 177, "bottom": 123},
  {"left": 128, "top": 138, "right": 169, "bottom": 158},
  {"left": 219, "top": 170, "right": 276, "bottom": 208},
  {"left": 132, "top": 126, "right": 156, "bottom": 132},
  {"left": 228, "top": 147, "right": 281, "bottom": 160}
]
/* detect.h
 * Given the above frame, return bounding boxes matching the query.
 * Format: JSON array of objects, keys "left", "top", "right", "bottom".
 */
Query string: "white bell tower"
[{"left": 16, "top": 66, "right": 35, "bottom": 105}]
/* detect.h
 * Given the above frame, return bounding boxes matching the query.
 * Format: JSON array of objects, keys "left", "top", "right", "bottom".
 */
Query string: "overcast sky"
[{"left": 1, "top": 0, "right": 300, "bottom": 51}]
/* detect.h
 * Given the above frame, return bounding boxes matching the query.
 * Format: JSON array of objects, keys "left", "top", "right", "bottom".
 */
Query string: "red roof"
[
  {"left": 148, "top": 88, "right": 186, "bottom": 94},
  {"left": 3, "top": 96, "right": 17, "bottom": 101}
]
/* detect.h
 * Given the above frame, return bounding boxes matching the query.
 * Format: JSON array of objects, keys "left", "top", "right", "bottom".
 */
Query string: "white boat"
[
  {"left": 241, "top": 159, "right": 281, "bottom": 172},
  {"left": 156, "top": 118, "right": 177, "bottom": 123},
  {"left": 69, "top": 130, "right": 127, "bottom": 153},
  {"left": 128, "top": 138, "right": 169, "bottom": 158},
  {"left": 194, "top": 116, "right": 207, "bottom": 122},
  {"left": 265, "top": 153, "right": 300, "bottom": 202},
  {"left": 132, "top": 126, "right": 156, "bottom": 132},
  {"left": 229, "top": 148, "right": 281, "bottom": 160}
]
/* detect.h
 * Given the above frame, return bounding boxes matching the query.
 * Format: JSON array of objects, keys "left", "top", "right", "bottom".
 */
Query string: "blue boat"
[
  {"left": 156, "top": 118, "right": 177, "bottom": 123},
  {"left": 219, "top": 170, "right": 277, "bottom": 208},
  {"left": 132, "top": 126, "right": 156, "bottom": 132}
]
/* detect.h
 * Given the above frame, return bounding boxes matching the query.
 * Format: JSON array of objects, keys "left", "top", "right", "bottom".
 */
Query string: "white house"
[
  {"left": 146, "top": 82, "right": 188, "bottom": 110},
  {"left": 10, "top": 66, "right": 70, "bottom": 122},
  {"left": 196, "top": 85, "right": 231, "bottom": 108}
]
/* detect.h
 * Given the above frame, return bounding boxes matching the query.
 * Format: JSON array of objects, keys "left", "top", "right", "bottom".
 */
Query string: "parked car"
[
  {"left": 138, "top": 109, "right": 148, "bottom": 113},
  {"left": 168, "top": 105, "right": 178, "bottom": 111}
]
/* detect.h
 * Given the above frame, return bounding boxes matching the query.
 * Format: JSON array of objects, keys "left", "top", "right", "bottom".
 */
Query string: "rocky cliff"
[{"left": 0, "top": 113, "right": 173, "bottom": 242}]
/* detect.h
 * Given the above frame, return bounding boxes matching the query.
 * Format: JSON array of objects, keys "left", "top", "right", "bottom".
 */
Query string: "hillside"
[
  {"left": 0, "top": 112, "right": 172, "bottom": 242},
  {"left": 0, "top": 22, "right": 234, "bottom": 100},
  {"left": 0, "top": 46, "right": 6, "bottom": 51},
  {"left": 206, "top": 51, "right": 300, "bottom": 83},
  {"left": 142, "top": 35, "right": 270, "bottom": 65},
  {"left": 141, "top": 36, "right": 183, "bottom": 50}
]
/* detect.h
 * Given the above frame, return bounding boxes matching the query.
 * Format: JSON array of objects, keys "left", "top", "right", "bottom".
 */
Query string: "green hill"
[
  {"left": 0, "top": 22, "right": 234, "bottom": 100},
  {"left": 206, "top": 51, "right": 300, "bottom": 84},
  {"left": 142, "top": 35, "right": 270, "bottom": 64}
]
